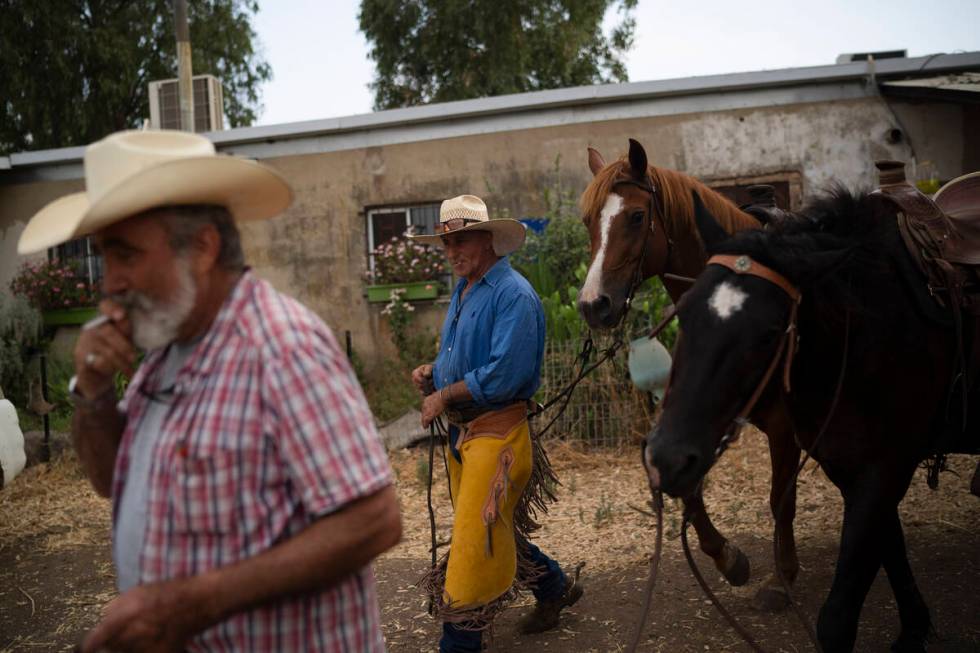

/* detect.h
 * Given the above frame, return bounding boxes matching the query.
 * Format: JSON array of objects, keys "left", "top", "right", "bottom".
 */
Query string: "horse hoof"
[
  {"left": 715, "top": 543, "right": 751, "bottom": 587},
  {"left": 891, "top": 634, "right": 927, "bottom": 653},
  {"left": 753, "top": 585, "right": 790, "bottom": 612}
]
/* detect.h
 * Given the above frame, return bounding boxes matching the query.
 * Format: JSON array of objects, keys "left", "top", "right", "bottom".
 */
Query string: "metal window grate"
[{"left": 49, "top": 237, "right": 102, "bottom": 287}]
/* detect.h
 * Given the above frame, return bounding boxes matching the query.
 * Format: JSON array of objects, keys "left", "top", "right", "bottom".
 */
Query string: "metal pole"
[
  {"left": 39, "top": 353, "right": 50, "bottom": 463},
  {"left": 174, "top": 0, "right": 194, "bottom": 131}
]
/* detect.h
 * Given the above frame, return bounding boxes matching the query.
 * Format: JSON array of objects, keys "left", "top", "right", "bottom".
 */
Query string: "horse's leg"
[
  {"left": 817, "top": 464, "right": 916, "bottom": 652},
  {"left": 880, "top": 510, "right": 932, "bottom": 652},
  {"left": 684, "top": 488, "right": 750, "bottom": 586},
  {"left": 816, "top": 492, "right": 885, "bottom": 651},
  {"left": 754, "top": 405, "right": 802, "bottom": 612}
]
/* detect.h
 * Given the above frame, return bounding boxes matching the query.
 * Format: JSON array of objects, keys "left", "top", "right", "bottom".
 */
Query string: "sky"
[{"left": 251, "top": 0, "right": 980, "bottom": 127}]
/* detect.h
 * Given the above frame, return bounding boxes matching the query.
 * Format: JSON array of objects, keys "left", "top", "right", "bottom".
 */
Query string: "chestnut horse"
[{"left": 578, "top": 139, "right": 801, "bottom": 608}]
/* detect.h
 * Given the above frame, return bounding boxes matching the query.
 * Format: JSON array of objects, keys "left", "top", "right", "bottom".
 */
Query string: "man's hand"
[
  {"left": 420, "top": 390, "right": 446, "bottom": 428},
  {"left": 73, "top": 299, "right": 136, "bottom": 398},
  {"left": 411, "top": 363, "right": 435, "bottom": 395},
  {"left": 79, "top": 579, "right": 205, "bottom": 653}
]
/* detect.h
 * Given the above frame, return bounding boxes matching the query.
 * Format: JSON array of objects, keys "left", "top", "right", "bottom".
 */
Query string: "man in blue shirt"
[{"left": 411, "top": 195, "right": 583, "bottom": 653}]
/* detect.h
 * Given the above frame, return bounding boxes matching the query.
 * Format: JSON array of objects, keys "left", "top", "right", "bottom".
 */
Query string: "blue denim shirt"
[{"left": 433, "top": 257, "right": 545, "bottom": 412}]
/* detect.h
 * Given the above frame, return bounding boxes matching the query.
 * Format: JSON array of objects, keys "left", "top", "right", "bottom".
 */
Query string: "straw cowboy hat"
[
  {"left": 409, "top": 195, "right": 526, "bottom": 256},
  {"left": 17, "top": 130, "right": 293, "bottom": 255}
]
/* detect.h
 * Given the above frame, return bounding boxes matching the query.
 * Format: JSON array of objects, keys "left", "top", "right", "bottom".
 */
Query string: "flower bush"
[
  {"left": 367, "top": 229, "right": 447, "bottom": 284},
  {"left": 9, "top": 260, "right": 98, "bottom": 310}
]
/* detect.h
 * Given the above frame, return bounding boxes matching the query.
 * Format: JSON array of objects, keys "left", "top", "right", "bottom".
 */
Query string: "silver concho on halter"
[{"left": 734, "top": 256, "right": 751, "bottom": 272}]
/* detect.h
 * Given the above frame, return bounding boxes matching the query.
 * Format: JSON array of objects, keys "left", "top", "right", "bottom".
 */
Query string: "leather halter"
[
  {"left": 706, "top": 254, "right": 802, "bottom": 460},
  {"left": 610, "top": 176, "right": 672, "bottom": 284}
]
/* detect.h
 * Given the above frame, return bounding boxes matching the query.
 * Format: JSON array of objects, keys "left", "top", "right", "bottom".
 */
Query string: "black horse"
[{"left": 645, "top": 187, "right": 978, "bottom": 652}]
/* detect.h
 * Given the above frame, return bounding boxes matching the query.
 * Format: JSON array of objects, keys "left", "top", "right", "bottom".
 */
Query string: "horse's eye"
[{"left": 629, "top": 211, "right": 644, "bottom": 226}]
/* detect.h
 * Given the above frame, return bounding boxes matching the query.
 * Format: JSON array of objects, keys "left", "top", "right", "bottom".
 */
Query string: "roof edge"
[{"left": 5, "top": 51, "right": 979, "bottom": 170}]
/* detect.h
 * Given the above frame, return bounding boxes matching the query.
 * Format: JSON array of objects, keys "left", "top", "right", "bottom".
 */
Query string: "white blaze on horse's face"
[
  {"left": 708, "top": 281, "right": 748, "bottom": 320},
  {"left": 580, "top": 193, "right": 624, "bottom": 303}
]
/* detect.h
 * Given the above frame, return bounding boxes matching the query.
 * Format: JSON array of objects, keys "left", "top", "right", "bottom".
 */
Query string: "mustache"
[{"left": 105, "top": 290, "right": 156, "bottom": 313}]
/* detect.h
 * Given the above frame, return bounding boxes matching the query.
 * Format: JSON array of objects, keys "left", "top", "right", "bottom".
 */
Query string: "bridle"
[
  {"left": 630, "top": 253, "right": 807, "bottom": 653},
  {"left": 606, "top": 175, "right": 672, "bottom": 324},
  {"left": 705, "top": 254, "right": 802, "bottom": 462},
  {"left": 633, "top": 256, "right": 846, "bottom": 653}
]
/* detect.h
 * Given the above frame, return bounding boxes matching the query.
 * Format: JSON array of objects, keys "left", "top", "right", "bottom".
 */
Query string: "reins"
[
  {"left": 667, "top": 255, "right": 802, "bottom": 653},
  {"left": 649, "top": 256, "right": 850, "bottom": 653}
]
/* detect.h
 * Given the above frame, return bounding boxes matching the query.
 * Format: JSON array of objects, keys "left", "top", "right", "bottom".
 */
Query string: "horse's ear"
[
  {"left": 628, "top": 138, "right": 648, "bottom": 179},
  {"left": 588, "top": 147, "right": 606, "bottom": 176},
  {"left": 692, "top": 191, "right": 728, "bottom": 250}
]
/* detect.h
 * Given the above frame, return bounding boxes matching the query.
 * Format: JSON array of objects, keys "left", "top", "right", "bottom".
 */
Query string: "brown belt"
[{"left": 454, "top": 402, "right": 528, "bottom": 444}]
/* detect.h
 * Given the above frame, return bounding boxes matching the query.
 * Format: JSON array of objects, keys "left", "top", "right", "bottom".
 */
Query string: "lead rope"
[
  {"left": 426, "top": 420, "right": 439, "bottom": 615},
  {"left": 626, "top": 463, "right": 665, "bottom": 653},
  {"left": 681, "top": 508, "right": 767, "bottom": 652},
  {"left": 672, "top": 283, "right": 800, "bottom": 653},
  {"left": 771, "top": 310, "right": 851, "bottom": 653}
]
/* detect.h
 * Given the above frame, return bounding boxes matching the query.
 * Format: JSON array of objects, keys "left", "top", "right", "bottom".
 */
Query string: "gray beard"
[{"left": 111, "top": 258, "right": 197, "bottom": 351}]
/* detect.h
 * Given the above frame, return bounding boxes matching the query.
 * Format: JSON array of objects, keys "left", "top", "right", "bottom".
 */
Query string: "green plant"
[
  {"left": 566, "top": 474, "right": 577, "bottom": 495},
  {"left": 512, "top": 154, "right": 591, "bottom": 295},
  {"left": 381, "top": 288, "right": 439, "bottom": 370},
  {"left": 627, "top": 278, "right": 678, "bottom": 351},
  {"left": 367, "top": 230, "right": 447, "bottom": 284},
  {"left": 594, "top": 493, "right": 614, "bottom": 527},
  {"left": 9, "top": 260, "right": 98, "bottom": 310},
  {"left": 0, "top": 294, "right": 42, "bottom": 409},
  {"left": 357, "top": 363, "right": 421, "bottom": 423}
]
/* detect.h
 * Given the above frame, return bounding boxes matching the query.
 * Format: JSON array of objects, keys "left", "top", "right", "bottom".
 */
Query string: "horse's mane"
[
  {"left": 709, "top": 186, "right": 894, "bottom": 311},
  {"left": 580, "top": 157, "right": 757, "bottom": 235}
]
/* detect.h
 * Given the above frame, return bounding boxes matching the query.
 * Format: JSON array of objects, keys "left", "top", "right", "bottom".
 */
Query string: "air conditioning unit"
[{"left": 148, "top": 74, "right": 225, "bottom": 132}]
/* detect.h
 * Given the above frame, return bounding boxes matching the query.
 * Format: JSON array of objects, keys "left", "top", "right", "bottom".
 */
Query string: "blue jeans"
[{"left": 439, "top": 540, "right": 567, "bottom": 652}]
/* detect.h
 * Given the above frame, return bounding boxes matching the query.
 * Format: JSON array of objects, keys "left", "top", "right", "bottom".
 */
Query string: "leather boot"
[{"left": 516, "top": 568, "right": 584, "bottom": 635}]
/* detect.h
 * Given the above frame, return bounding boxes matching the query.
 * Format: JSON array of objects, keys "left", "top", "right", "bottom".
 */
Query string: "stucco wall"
[
  {"left": 235, "top": 96, "right": 927, "bottom": 365},
  {"left": 0, "top": 94, "right": 970, "bottom": 368}
]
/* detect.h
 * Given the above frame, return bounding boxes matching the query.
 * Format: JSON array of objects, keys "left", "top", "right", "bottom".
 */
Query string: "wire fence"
[{"left": 533, "top": 337, "right": 654, "bottom": 448}]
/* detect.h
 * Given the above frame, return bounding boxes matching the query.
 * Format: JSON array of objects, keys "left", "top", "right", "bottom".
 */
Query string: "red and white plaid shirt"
[{"left": 112, "top": 271, "right": 392, "bottom": 652}]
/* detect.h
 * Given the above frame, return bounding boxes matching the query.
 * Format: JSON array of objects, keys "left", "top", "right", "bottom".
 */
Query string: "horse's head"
[
  {"left": 578, "top": 139, "right": 670, "bottom": 329},
  {"left": 644, "top": 194, "right": 801, "bottom": 497}
]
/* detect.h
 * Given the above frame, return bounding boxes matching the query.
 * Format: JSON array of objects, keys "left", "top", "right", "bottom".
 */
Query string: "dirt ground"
[{"left": 1, "top": 431, "right": 977, "bottom": 652}]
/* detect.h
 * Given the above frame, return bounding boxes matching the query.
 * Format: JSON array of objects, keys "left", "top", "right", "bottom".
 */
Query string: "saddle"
[
  {"left": 872, "top": 161, "right": 980, "bottom": 455},
  {"left": 873, "top": 161, "right": 980, "bottom": 314}
]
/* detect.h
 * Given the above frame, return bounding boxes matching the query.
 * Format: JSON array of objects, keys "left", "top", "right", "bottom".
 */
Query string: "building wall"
[
  {"left": 237, "top": 95, "right": 928, "bottom": 365},
  {"left": 0, "top": 178, "right": 84, "bottom": 288},
  {"left": 1, "top": 94, "right": 971, "bottom": 368}
]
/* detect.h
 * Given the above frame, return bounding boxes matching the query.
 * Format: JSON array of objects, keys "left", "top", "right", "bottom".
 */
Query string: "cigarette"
[{"left": 81, "top": 314, "right": 111, "bottom": 331}]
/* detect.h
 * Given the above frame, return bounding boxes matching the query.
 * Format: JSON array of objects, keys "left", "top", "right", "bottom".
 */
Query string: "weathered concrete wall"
[
  {"left": 235, "top": 96, "right": 927, "bottom": 366},
  {"left": 0, "top": 94, "right": 971, "bottom": 369}
]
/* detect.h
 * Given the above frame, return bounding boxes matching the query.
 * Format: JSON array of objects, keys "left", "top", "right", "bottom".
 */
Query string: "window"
[
  {"left": 365, "top": 202, "right": 441, "bottom": 276},
  {"left": 707, "top": 171, "right": 803, "bottom": 211},
  {"left": 49, "top": 237, "right": 103, "bottom": 287}
]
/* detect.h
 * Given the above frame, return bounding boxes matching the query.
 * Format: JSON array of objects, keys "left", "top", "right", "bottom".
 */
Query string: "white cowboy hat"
[
  {"left": 409, "top": 194, "right": 526, "bottom": 256},
  {"left": 17, "top": 130, "right": 293, "bottom": 255}
]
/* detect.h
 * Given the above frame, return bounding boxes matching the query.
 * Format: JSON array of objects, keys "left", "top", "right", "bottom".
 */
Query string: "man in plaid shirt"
[{"left": 17, "top": 131, "right": 401, "bottom": 652}]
